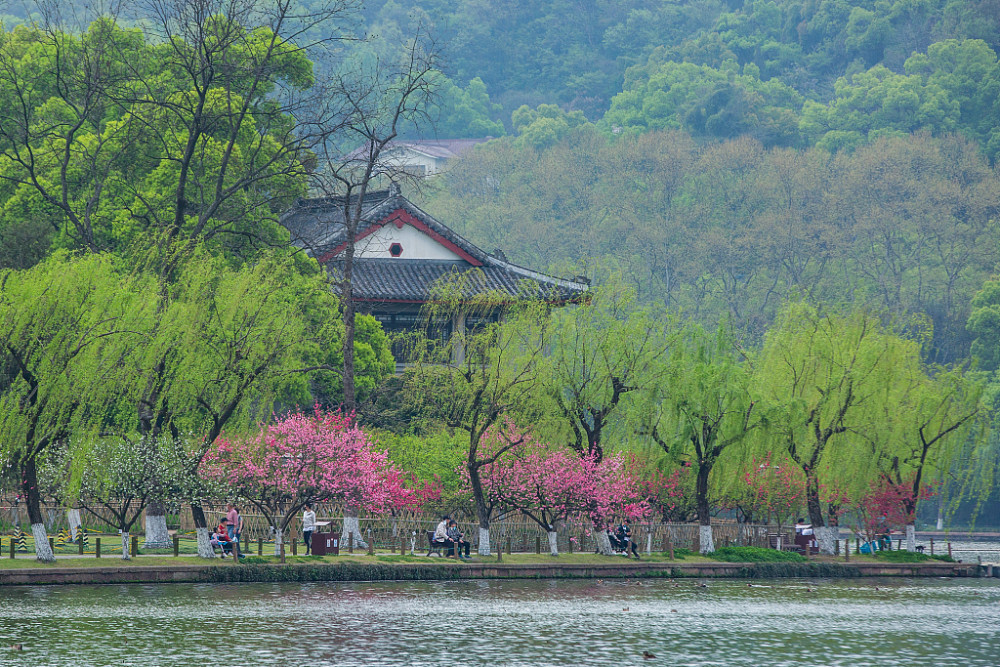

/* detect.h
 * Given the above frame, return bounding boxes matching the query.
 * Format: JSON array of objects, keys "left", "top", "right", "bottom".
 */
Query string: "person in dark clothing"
[
  {"left": 615, "top": 520, "right": 640, "bottom": 559},
  {"left": 447, "top": 519, "right": 471, "bottom": 558}
]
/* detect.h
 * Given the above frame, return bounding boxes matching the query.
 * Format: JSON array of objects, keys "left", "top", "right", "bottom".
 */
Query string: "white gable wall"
[
  {"left": 354, "top": 222, "right": 464, "bottom": 260},
  {"left": 382, "top": 147, "right": 448, "bottom": 176}
]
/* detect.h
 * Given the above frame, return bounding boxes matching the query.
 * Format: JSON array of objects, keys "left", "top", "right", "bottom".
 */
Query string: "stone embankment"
[{"left": 0, "top": 560, "right": 983, "bottom": 586}]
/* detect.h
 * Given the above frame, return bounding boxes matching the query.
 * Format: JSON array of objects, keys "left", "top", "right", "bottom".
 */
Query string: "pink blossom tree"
[
  {"left": 201, "top": 407, "right": 415, "bottom": 556},
  {"left": 731, "top": 455, "right": 806, "bottom": 531},
  {"left": 849, "top": 475, "right": 935, "bottom": 545},
  {"left": 471, "top": 428, "right": 650, "bottom": 556}
]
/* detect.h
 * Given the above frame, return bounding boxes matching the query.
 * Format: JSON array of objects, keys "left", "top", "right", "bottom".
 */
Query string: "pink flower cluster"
[
  {"left": 201, "top": 406, "right": 417, "bottom": 513},
  {"left": 469, "top": 425, "right": 651, "bottom": 529}
]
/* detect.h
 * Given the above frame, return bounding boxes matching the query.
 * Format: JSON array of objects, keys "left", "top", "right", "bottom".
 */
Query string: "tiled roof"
[
  {"left": 329, "top": 259, "right": 585, "bottom": 302},
  {"left": 279, "top": 191, "right": 589, "bottom": 303}
]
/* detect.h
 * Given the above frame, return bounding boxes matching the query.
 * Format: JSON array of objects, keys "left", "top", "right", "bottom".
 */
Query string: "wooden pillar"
[
  {"left": 929, "top": 537, "right": 934, "bottom": 556},
  {"left": 95, "top": 538, "right": 101, "bottom": 558},
  {"left": 452, "top": 312, "right": 466, "bottom": 364},
  {"left": 844, "top": 539, "right": 849, "bottom": 562}
]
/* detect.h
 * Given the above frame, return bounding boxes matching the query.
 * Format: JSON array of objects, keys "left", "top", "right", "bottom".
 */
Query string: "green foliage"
[
  {"left": 512, "top": 104, "right": 592, "bottom": 149},
  {"left": 709, "top": 546, "right": 807, "bottom": 562},
  {"left": 375, "top": 429, "right": 466, "bottom": 493},
  {"left": 873, "top": 549, "right": 935, "bottom": 562},
  {"left": 420, "top": 130, "right": 998, "bottom": 364},
  {"left": 602, "top": 58, "right": 803, "bottom": 146},
  {"left": 430, "top": 77, "right": 505, "bottom": 138},
  {"left": 967, "top": 277, "right": 1000, "bottom": 371}
]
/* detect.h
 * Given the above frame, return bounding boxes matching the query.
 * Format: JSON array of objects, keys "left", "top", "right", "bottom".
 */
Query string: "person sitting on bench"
[
  {"left": 447, "top": 519, "right": 471, "bottom": 559},
  {"left": 432, "top": 515, "right": 454, "bottom": 556},
  {"left": 214, "top": 519, "right": 233, "bottom": 557},
  {"left": 615, "top": 520, "right": 640, "bottom": 559}
]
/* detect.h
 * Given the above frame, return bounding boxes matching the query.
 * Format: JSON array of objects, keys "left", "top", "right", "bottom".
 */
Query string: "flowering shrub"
[
  {"left": 466, "top": 425, "right": 650, "bottom": 545},
  {"left": 201, "top": 407, "right": 417, "bottom": 539}
]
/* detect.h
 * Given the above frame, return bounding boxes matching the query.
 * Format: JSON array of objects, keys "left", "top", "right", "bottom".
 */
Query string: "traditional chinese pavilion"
[{"left": 280, "top": 187, "right": 589, "bottom": 362}]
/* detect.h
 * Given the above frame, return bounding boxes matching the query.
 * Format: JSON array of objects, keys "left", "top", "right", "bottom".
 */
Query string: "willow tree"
[
  {"left": 130, "top": 249, "right": 342, "bottom": 557},
  {"left": 637, "top": 325, "right": 763, "bottom": 553},
  {"left": 755, "top": 303, "right": 912, "bottom": 554},
  {"left": 0, "top": 252, "right": 154, "bottom": 561},
  {"left": 404, "top": 276, "right": 552, "bottom": 556},
  {"left": 872, "top": 365, "right": 982, "bottom": 550},
  {"left": 536, "top": 281, "right": 676, "bottom": 553}
]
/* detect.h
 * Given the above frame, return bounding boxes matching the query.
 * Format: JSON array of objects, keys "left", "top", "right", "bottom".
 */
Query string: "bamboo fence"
[{"left": 0, "top": 501, "right": 790, "bottom": 553}]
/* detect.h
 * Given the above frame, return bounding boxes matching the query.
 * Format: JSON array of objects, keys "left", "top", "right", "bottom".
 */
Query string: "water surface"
[{"left": 0, "top": 578, "right": 997, "bottom": 666}]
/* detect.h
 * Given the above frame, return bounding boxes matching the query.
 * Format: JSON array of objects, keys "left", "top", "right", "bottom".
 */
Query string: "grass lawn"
[{"left": 0, "top": 533, "right": 923, "bottom": 570}]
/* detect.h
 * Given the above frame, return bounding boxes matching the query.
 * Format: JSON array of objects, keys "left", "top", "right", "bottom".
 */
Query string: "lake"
[{"left": 0, "top": 578, "right": 998, "bottom": 666}]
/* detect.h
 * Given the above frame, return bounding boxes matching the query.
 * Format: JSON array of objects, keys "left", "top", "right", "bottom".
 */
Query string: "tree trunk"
[
  {"left": 341, "top": 238, "right": 357, "bottom": 411},
  {"left": 905, "top": 523, "right": 916, "bottom": 552},
  {"left": 696, "top": 463, "right": 714, "bottom": 553},
  {"left": 547, "top": 530, "right": 559, "bottom": 556},
  {"left": 273, "top": 527, "right": 284, "bottom": 557},
  {"left": 478, "top": 527, "right": 490, "bottom": 557},
  {"left": 468, "top": 461, "right": 492, "bottom": 556},
  {"left": 814, "top": 526, "right": 837, "bottom": 555},
  {"left": 936, "top": 501, "right": 944, "bottom": 530},
  {"left": 121, "top": 531, "right": 131, "bottom": 560},
  {"left": 22, "top": 455, "right": 54, "bottom": 562},
  {"left": 699, "top": 524, "right": 715, "bottom": 554},
  {"left": 190, "top": 504, "right": 215, "bottom": 559},
  {"left": 66, "top": 508, "right": 81, "bottom": 542},
  {"left": 341, "top": 506, "right": 368, "bottom": 549},
  {"left": 593, "top": 528, "right": 613, "bottom": 555},
  {"left": 31, "top": 522, "right": 53, "bottom": 562},
  {"left": 144, "top": 499, "right": 171, "bottom": 549}
]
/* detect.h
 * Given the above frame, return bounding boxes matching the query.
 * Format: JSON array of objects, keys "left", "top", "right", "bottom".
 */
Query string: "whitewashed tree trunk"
[
  {"left": 195, "top": 527, "right": 215, "bottom": 559},
  {"left": 547, "top": 531, "right": 559, "bottom": 556},
  {"left": 593, "top": 529, "right": 613, "bottom": 555},
  {"left": 144, "top": 514, "right": 171, "bottom": 549},
  {"left": 32, "top": 523, "right": 54, "bottom": 562},
  {"left": 478, "top": 527, "right": 491, "bottom": 556},
  {"left": 66, "top": 509, "right": 82, "bottom": 542},
  {"left": 273, "top": 527, "right": 284, "bottom": 557},
  {"left": 699, "top": 524, "right": 715, "bottom": 554},
  {"left": 815, "top": 526, "right": 837, "bottom": 555},
  {"left": 121, "top": 532, "right": 131, "bottom": 560},
  {"left": 905, "top": 524, "right": 916, "bottom": 552},
  {"left": 936, "top": 502, "right": 944, "bottom": 530},
  {"left": 646, "top": 532, "right": 652, "bottom": 555},
  {"left": 341, "top": 508, "right": 368, "bottom": 549}
]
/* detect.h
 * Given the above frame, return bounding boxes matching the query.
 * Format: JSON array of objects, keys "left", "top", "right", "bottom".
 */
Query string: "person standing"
[
  {"left": 226, "top": 504, "right": 243, "bottom": 557},
  {"left": 302, "top": 504, "right": 317, "bottom": 555}
]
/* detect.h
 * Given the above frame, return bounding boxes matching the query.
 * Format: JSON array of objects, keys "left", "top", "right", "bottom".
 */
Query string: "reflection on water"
[{"left": 0, "top": 578, "right": 998, "bottom": 666}]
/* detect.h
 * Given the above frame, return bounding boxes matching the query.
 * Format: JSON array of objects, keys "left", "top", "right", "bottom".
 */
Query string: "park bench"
[
  {"left": 425, "top": 530, "right": 447, "bottom": 557},
  {"left": 793, "top": 532, "right": 818, "bottom": 555}
]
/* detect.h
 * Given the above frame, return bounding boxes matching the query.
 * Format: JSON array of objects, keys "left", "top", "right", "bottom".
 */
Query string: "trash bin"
[
  {"left": 311, "top": 521, "right": 339, "bottom": 556},
  {"left": 312, "top": 532, "right": 340, "bottom": 556}
]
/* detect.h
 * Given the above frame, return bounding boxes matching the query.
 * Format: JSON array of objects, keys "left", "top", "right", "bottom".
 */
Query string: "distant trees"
[{"left": 424, "top": 130, "right": 1000, "bottom": 363}]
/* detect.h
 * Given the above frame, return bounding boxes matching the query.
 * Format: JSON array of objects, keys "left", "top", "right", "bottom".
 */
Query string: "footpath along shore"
[{"left": 0, "top": 558, "right": 984, "bottom": 586}]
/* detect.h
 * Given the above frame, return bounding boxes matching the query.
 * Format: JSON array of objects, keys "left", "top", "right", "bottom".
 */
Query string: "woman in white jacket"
[{"left": 302, "top": 504, "right": 317, "bottom": 555}]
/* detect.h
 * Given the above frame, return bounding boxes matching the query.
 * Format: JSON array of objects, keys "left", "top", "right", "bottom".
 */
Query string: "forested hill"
[{"left": 354, "top": 0, "right": 1000, "bottom": 129}]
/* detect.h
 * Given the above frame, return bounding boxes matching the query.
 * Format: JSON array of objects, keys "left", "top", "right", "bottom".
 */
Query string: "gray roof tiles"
[{"left": 280, "top": 191, "right": 588, "bottom": 303}]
